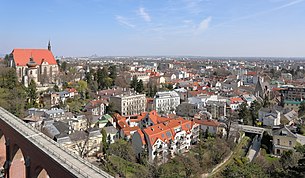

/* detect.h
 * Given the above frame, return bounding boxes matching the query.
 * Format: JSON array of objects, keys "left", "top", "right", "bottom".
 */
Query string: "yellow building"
[{"left": 272, "top": 126, "right": 297, "bottom": 155}]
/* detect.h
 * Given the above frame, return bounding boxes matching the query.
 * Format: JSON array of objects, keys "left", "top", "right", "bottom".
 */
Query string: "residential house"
[
  {"left": 228, "top": 97, "right": 244, "bottom": 111},
  {"left": 259, "top": 108, "right": 281, "bottom": 127},
  {"left": 84, "top": 99, "right": 108, "bottom": 117},
  {"left": 272, "top": 126, "right": 297, "bottom": 155},
  {"left": 194, "top": 119, "right": 226, "bottom": 137},
  {"left": 154, "top": 91, "right": 180, "bottom": 114},
  {"left": 132, "top": 118, "right": 199, "bottom": 163}
]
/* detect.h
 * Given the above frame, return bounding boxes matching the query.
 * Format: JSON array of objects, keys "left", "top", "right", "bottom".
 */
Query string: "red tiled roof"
[
  {"left": 246, "top": 71, "right": 257, "bottom": 76},
  {"left": 143, "top": 118, "right": 195, "bottom": 146},
  {"left": 122, "top": 126, "right": 139, "bottom": 136},
  {"left": 12, "top": 49, "right": 57, "bottom": 66},
  {"left": 137, "top": 129, "right": 146, "bottom": 145},
  {"left": 230, "top": 97, "right": 244, "bottom": 103},
  {"left": 194, "top": 119, "right": 220, "bottom": 127}
]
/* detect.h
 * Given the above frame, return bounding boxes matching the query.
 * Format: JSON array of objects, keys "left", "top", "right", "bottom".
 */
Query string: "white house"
[
  {"left": 132, "top": 118, "right": 199, "bottom": 163},
  {"left": 154, "top": 91, "right": 180, "bottom": 114},
  {"left": 259, "top": 108, "right": 281, "bottom": 127}
]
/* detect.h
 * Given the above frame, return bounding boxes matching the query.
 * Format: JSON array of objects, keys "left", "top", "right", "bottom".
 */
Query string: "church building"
[{"left": 8, "top": 41, "right": 59, "bottom": 87}]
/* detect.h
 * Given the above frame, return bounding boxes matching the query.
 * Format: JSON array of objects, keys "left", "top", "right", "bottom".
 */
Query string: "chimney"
[{"left": 151, "top": 128, "right": 154, "bottom": 131}]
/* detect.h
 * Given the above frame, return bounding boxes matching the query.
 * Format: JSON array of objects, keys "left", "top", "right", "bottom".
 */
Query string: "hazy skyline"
[{"left": 1, "top": 0, "right": 305, "bottom": 57}]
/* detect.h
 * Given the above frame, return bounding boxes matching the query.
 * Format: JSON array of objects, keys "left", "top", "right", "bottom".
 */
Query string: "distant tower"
[{"left": 48, "top": 40, "right": 51, "bottom": 51}]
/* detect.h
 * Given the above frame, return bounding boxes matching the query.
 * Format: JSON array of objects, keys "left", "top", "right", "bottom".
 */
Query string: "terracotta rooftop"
[
  {"left": 194, "top": 119, "right": 221, "bottom": 127},
  {"left": 12, "top": 49, "right": 57, "bottom": 66},
  {"left": 143, "top": 118, "right": 195, "bottom": 146}
]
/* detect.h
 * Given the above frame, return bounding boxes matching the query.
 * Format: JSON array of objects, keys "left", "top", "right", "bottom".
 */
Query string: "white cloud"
[
  {"left": 115, "top": 16, "right": 135, "bottom": 28},
  {"left": 196, "top": 16, "right": 212, "bottom": 33},
  {"left": 138, "top": 7, "right": 151, "bottom": 22},
  {"left": 214, "top": 0, "right": 304, "bottom": 28}
]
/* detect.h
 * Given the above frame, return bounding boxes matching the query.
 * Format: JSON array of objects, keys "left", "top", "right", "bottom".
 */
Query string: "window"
[
  {"left": 166, "top": 131, "right": 172, "bottom": 138},
  {"left": 289, "top": 141, "right": 292, "bottom": 146},
  {"left": 277, "top": 139, "right": 280, "bottom": 145}
]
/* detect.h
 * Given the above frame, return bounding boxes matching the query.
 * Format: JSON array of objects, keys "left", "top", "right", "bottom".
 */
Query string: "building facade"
[
  {"left": 153, "top": 91, "right": 180, "bottom": 114},
  {"left": 132, "top": 118, "right": 199, "bottom": 163},
  {"left": 8, "top": 42, "right": 59, "bottom": 86},
  {"left": 110, "top": 92, "right": 146, "bottom": 116},
  {"left": 273, "top": 126, "right": 297, "bottom": 155}
]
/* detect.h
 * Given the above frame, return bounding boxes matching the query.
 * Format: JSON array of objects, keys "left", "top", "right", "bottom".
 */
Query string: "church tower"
[{"left": 48, "top": 40, "right": 51, "bottom": 51}]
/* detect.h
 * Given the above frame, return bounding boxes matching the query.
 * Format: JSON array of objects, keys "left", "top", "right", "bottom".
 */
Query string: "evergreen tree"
[
  {"left": 109, "top": 65, "right": 117, "bottom": 85},
  {"left": 263, "top": 96, "right": 270, "bottom": 108},
  {"left": 153, "top": 85, "right": 158, "bottom": 97},
  {"left": 97, "top": 66, "right": 109, "bottom": 89},
  {"left": 250, "top": 100, "right": 262, "bottom": 126},
  {"left": 136, "top": 79, "right": 144, "bottom": 93},
  {"left": 53, "top": 84, "right": 60, "bottom": 92},
  {"left": 101, "top": 128, "right": 109, "bottom": 153},
  {"left": 27, "top": 79, "right": 37, "bottom": 108},
  {"left": 130, "top": 75, "right": 138, "bottom": 90},
  {"left": 4, "top": 68, "right": 18, "bottom": 89},
  {"left": 61, "top": 61, "right": 67, "bottom": 72},
  {"left": 147, "top": 84, "right": 153, "bottom": 97},
  {"left": 238, "top": 103, "right": 251, "bottom": 125}
]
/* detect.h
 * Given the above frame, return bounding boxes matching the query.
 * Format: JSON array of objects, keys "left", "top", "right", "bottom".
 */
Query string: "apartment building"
[
  {"left": 154, "top": 91, "right": 180, "bottom": 114},
  {"left": 281, "top": 87, "right": 305, "bottom": 101},
  {"left": 110, "top": 92, "right": 146, "bottom": 116},
  {"left": 132, "top": 118, "right": 199, "bottom": 163}
]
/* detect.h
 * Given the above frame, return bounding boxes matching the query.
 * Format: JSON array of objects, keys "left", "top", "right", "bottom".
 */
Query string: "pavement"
[
  {"left": 297, "top": 134, "right": 305, "bottom": 145},
  {"left": 247, "top": 135, "right": 261, "bottom": 162}
]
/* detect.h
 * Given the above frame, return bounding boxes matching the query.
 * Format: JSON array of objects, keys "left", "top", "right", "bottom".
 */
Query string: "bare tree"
[
  {"left": 224, "top": 111, "right": 239, "bottom": 141},
  {"left": 73, "top": 112, "right": 101, "bottom": 158}
]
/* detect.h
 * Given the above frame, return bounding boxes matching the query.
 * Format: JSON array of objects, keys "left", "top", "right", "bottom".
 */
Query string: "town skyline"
[{"left": 1, "top": 0, "right": 305, "bottom": 57}]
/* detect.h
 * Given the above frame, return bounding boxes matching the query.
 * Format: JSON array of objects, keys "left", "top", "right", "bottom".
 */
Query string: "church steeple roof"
[{"left": 48, "top": 40, "right": 51, "bottom": 51}]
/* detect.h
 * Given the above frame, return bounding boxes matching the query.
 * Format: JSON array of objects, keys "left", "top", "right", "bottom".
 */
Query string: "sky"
[{"left": 1, "top": 0, "right": 305, "bottom": 57}]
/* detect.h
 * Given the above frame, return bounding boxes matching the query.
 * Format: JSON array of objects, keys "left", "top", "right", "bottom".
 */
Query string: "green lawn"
[{"left": 264, "top": 154, "right": 279, "bottom": 162}]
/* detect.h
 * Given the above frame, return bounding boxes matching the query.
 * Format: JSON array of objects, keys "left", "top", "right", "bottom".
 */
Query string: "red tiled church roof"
[{"left": 12, "top": 49, "right": 57, "bottom": 66}]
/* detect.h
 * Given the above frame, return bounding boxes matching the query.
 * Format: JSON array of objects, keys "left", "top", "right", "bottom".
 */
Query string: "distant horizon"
[{"left": 1, "top": 52, "right": 305, "bottom": 59}]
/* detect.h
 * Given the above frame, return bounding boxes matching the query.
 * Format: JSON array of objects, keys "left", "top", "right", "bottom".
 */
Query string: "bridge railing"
[{"left": 0, "top": 108, "right": 111, "bottom": 178}]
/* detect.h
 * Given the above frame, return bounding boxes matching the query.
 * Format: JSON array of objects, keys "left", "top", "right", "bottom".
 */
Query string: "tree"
[
  {"left": 250, "top": 100, "right": 262, "bottom": 126},
  {"left": 109, "top": 65, "right": 117, "bottom": 86},
  {"left": 97, "top": 66, "right": 109, "bottom": 89},
  {"left": 238, "top": 103, "right": 251, "bottom": 125},
  {"left": 108, "top": 139, "right": 136, "bottom": 162},
  {"left": 136, "top": 79, "right": 144, "bottom": 93},
  {"left": 177, "top": 154, "right": 200, "bottom": 177},
  {"left": 224, "top": 111, "right": 238, "bottom": 141},
  {"left": 263, "top": 96, "right": 270, "bottom": 108},
  {"left": 106, "top": 103, "right": 114, "bottom": 114},
  {"left": 222, "top": 162, "right": 267, "bottom": 178},
  {"left": 61, "top": 61, "right": 67, "bottom": 72},
  {"left": 101, "top": 128, "right": 109, "bottom": 153},
  {"left": 114, "top": 75, "right": 129, "bottom": 88},
  {"left": 4, "top": 54, "right": 9, "bottom": 65},
  {"left": 153, "top": 85, "right": 158, "bottom": 96},
  {"left": 299, "top": 102, "right": 305, "bottom": 118},
  {"left": 27, "top": 79, "right": 37, "bottom": 108},
  {"left": 53, "top": 84, "right": 60, "bottom": 92},
  {"left": 77, "top": 80, "right": 88, "bottom": 98},
  {"left": 130, "top": 75, "right": 138, "bottom": 91},
  {"left": 0, "top": 67, "right": 26, "bottom": 117}
]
